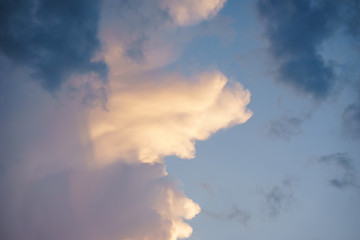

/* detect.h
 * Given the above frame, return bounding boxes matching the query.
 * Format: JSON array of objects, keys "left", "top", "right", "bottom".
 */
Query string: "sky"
[{"left": 0, "top": 0, "right": 359, "bottom": 240}]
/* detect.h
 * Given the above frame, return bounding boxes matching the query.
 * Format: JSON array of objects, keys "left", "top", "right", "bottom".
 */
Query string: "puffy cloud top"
[{"left": 89, "top": 71, "right": 252, "bottom": 165}]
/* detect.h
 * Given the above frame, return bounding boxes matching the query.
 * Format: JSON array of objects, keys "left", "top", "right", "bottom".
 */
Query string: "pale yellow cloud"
[
  {"left": 162, "top": 0, "right": 227, "bottom": 26},
  {"left": 89, "top": 71, "right": 252, "bottom": 166}
]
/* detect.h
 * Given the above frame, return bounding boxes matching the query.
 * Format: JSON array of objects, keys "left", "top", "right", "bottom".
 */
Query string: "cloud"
[
  {"left": 162, "top": 0, "right": 226, "bottom": 26},
  {"left": 342, "top": 102, "right": 360, "bottom": 140},
  {"left": 342, "top": 81, "right": 360, "bottom": 140},
  {"left": 318, "top": 153, "right": 359, "bottom": 189},
  {"left": 203, "top": 206, "right": 251, "bottom": 226},
  {"left": 0, "top": 0, "right": 251, "bottom": 239},
  {"left": 0, "top": 0, "right": 107, "bottom": 91},
  {"left": 100, "top": 0, "right": 231, "bottom": 79},
  {"left": 0, "top": 162, "right": 200, "bottom": 240},
  {"left": 0, "top": 55, "right": 251, "bottom": 240},
  {"left": 0, "top": 77, "right": 202, "bottom": 240},
  {"left": 100, "top": 0, "right": 171, "bottom": 63},
  {"left": 260, "top": 178, "right": 295, "bottom": 219},
  {"left": 89, "top": 71, "right": 252, "bottom": 166},
  {"left": 256, "top": 0, "right": 356, "bottom": 99},
  {"left": 268, "top": 116, "right": 303, "bottom": 140},
  {"left": 199, "top": 182, "right": 213, "bottom": 194}
]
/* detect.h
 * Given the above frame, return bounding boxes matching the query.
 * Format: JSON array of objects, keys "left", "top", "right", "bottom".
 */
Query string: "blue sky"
[{"left": 1, "top": 0, "right": 359, "bottom": 240}]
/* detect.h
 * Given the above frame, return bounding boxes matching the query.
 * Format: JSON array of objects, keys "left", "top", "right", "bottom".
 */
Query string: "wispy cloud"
[
  {"left": 318, "top": 152, "right": 359, "bottom": 189},
  {"left": 268, "top": 116, "right": 303, "bottom": 140},
  {"left": 203, "top": 206, "right": 251, "bottom": 226},
  {"left": 342, "top": 82, "right": 360, "bottom": 140},
  {"left": 260, "top": 178, "right": 295, "bottom": 219},
  {"left": 342, "top": 102, "right": 360, "bottom": 140}
]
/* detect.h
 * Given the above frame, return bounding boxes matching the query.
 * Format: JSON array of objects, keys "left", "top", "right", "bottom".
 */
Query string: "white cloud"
[
  {"left": 0, "top": 1, "right": 251, "bottom": 239},
  {"left": 89, "top": 71, "right": 252, "bottom": 165},
  {"left": 0, "top": 76, "right": 200, "bottom": 240}
]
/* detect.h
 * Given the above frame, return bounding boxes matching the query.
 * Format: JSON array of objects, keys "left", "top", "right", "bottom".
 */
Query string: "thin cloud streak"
[{"left": 318, "top": 153, "right": 359, "bottom": 189}]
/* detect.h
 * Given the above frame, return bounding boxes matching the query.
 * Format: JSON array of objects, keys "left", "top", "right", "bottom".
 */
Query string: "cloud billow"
[
  {"left": 0, "top": 1, "right": 250, "bottom": 239},
  {"left": 0, "top": 0, "right": 107, "bottom": 91}
]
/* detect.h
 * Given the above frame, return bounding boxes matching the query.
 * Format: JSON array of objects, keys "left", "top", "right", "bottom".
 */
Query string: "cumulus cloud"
[
  {"left": 1, "top": 162, "right": 200, "bottom": 240},
  {"left": 0, "top": 76, "right": 202, "bottom": 240},
  {"left": 0, "top": 0, "right": 253, "bottom": 239},
  {"left": 0, "top": 0, "right": 107, "bottom": 91},
  {"left": 0, "top": 68, "right": 251, "bottom": 239},
  {"left": 162, "top": 0, "right": 226, "bottom": 26},
  {"left": 1, "top": 24, "right": 251, "bottom": 240},
  {"left": 100, "top": 0, "right": 231, "bottom": 80},
  {"left": 89, "top": 71, "right": 252, "bottom": 165}
]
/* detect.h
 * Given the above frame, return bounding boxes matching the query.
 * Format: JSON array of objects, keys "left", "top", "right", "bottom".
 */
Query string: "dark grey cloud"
[
  {"left": 268, "top": 116, "right": 303, "bottom": 140},
  {"left": 257, "top": 0, "right": 359, "bottom": 99},
  {"left": 342, "top": 0, "right": 360, "bottom": 41},
  {"left": 261, "top": 178, "right": 295, "bottom": 219},
  {"left": 203, "top": 206, "right": 251, "bottom": 226},
  {"left": 0, "top": 0, "right": 107, "bottom": 91},
  {"left": 318, "top": 152, "right": 359, "bottom": 189}
]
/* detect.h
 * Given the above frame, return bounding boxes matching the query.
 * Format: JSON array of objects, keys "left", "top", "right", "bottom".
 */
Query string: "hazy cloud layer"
[
  {"left": 0, "top": 0, "right": 107, "bottom": 91},
  {"left": 318, "top": 153, "right": 359, "bottom": 189}
]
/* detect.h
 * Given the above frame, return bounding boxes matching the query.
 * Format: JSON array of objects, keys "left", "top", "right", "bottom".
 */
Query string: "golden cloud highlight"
[{"left": 89, "top": 71, "right": 252, "bottom": 166}]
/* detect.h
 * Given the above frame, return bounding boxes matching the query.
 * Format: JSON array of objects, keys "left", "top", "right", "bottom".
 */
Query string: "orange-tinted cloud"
[{"left": 89, "top": 71, "right": 252, "bottom": 165}]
